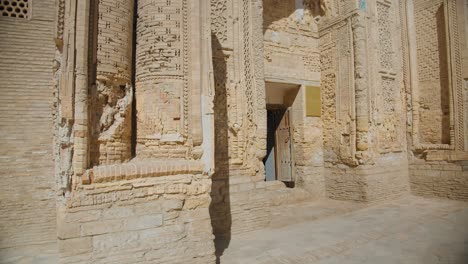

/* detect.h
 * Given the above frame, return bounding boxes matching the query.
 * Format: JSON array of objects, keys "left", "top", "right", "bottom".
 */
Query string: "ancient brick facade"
[
  {"left": 0, "top": 0, "right": 467, "bottom": 263},
  {"left": 0, "top": 0, "right": 58, "bottom": 261}
]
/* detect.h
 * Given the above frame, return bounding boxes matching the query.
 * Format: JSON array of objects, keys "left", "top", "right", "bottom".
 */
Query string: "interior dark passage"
[{"left": 264, "top": 107, "right": 286, "bottom": 182}]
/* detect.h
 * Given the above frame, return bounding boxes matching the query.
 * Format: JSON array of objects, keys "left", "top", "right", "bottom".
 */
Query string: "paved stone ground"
[{"left": 219, "top": 196, "right": 468, "bottom": 264}]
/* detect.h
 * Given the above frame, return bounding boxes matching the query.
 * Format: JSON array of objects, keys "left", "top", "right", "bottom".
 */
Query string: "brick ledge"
[
  {"left": 425, "top": 151, "right": 468, "bottom": 162},
  {"left": 82, "top": 160, "right": 204, "bottom": 185}
]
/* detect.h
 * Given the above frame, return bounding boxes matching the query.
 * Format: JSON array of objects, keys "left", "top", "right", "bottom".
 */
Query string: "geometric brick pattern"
[
  {"left": 0, "top": 0, "right": 30, "bottom": 19},
  {"left": 414, "top": 0, "right": 446, "bottom": 82}
]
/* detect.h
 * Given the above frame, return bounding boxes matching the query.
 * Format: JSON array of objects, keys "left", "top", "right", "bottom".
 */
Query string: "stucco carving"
[
  {"left": 90, "top": 0, "right": 134, "bottom": 166},
  {"left": 446, "top": 0, "right": 465, "bottom": 151},
  {"left": 211, "top": 0, "right": 228, "bottom": 44},
  {"left": 377, "top": 2, "right": 394, "bottom": 70},
  {"left": 305, "top": 0, "right": 331, "bottom": 16},
  {"left": 3, "top": 0, "right": 468, "bottom": 262}
]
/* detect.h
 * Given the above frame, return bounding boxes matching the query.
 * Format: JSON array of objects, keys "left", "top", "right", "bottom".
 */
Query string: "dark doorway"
[{"left": 264, "top": 106, "right": 294, "bottom": 184}]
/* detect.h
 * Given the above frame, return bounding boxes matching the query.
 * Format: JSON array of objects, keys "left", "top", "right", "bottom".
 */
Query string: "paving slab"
[{"left": 219, "top": 196, "right": 468, "bottom": 264}]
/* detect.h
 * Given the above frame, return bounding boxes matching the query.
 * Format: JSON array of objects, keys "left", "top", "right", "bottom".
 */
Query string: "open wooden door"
[{"left": 275, "top": 108, "right": 293, "bottom": 182}]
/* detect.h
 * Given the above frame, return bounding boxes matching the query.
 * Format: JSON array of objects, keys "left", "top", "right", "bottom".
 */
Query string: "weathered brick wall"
[
  {"left": 210, "top": 170, "right": 310, "bottom": 237},
  {"left": 263, "top": 0, "right": 321, "bottom": 82},
  {"left": 263, "top": 0, "right": 324, "bottom": 198},
  {"left": 209, "top": 0, "right": 314, "bottom": 239},
  {"left": 325, "top": 155, "right": 410, "bottom": 203},
  {"left": 0, "top": 0, "right": 57, "bottom": 261},
  {"left": 293, "top": 112, "right": 325, "bottom": 197},
  {"left": 59, "top": 173, "right": 215, "bottom": 263},
  {"left": 464, "top": 0, "right": 468, "bottom": 151},
  {"left": 89, "top": 0, "right": 134, "bottom": 166},
  {"left": 403, "top": 0, "right": 468, "bottom": 202},
  {"left": 228, "top": 182, "right": 310, "bottom": 235},
  {"left": 319, "top": 0, "right": 410, "bottom": 203},
  {"left": 410, "top": 160, "right": 468, "bottom": 201},
  {"left": 414, "top": 0, "right": 450, "bottom": 145}
]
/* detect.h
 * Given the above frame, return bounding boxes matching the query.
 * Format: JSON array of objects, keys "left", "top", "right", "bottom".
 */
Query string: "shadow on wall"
[
  {"left": 208, "top": 1, "right": 326, "bottom": 261},
  {"left": 209, "top": 35, "right": 231, "bottom": 264}
]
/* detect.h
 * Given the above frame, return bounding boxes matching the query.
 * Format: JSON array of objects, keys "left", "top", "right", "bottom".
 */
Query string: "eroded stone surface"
[{"left": 0, "top": 0, "right": 467, "bottom": 263}]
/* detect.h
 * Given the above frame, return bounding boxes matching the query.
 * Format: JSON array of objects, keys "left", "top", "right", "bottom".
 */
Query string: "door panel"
[{"left": 275, "top": 108, "right": 293, "bottom": 182}]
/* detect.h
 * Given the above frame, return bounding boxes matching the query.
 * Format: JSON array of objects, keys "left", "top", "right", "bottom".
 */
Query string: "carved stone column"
[
  {"left": 351, "top": 10, "right": 370, "bottom": 163},
  {"left": 135, "top": 0, "right": 207, "bottom": 160},
  {"left": 73, "top": 0, "right": 91, "bottom": 176},
  {"left": 91, "top": 0, "right": 134, "bottom": 165},
  {"left": 405, "top": 0, "right": 421, "bottom": 149}
]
